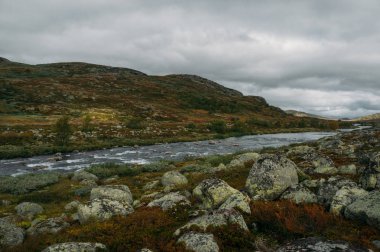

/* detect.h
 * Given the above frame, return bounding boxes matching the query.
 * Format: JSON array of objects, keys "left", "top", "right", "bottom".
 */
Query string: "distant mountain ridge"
[
  {"left": 354, "top": 113, "right": 380, "bottom": 122},
  {"left": 285, "top": 110, "right": 331, "bottom": 120}
]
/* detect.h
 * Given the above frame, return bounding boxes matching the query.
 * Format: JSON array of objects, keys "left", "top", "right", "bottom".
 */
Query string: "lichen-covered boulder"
[
  {"left": 77, "top": 198, "right": 133, "bottom": 224},
  {"left": 0, "top": 218, "right": 25, "bottom": 248},
  {"left": 344, "top": 191, "right": 380, "bottom": 230},
  {"left": 227, "top": 152, "right": 260, "bottom": 169},
  {"left": 72, "top": 170, "right": 99, "bottom": 182},
  {"left": 245, "top": 154, "right": 299, "bottom": 200},
  {"left": 193, "top": 178, "right": 240, "bottom": 209},
  {"left": 314, "top": 166, "right": 338, "bottom": 175},
  {"left": 161, "top": 171, "right": 188, "bottom": 188},
  {"left": 177, "top": 232, "right": 219, "bottom": 252},
  {"left": 276, "top": 237, "right": 367, "bottom": 252},
  {"left": 330, "top": 186, "right": 368, "bottom": 216},
  {"left": 15, "top": 202, "right": 44, "bottom": 220},
  {"left": 90, "top": 185, "right": 133, "bottom": 205},
  {"left": 64, "top": 200, "right": 80, "bottom": 212},
  {"left": 174, "top": 209, "right": 248, "bottom": 236},
  {"left": 27, "top": 217, "right": 70, "bottom": 236},
  {"left": 42, "top": 242, "right": 107, "bottom": 252},
  {"left": 147, "top": 192, "right": 190, "bottom": 211},
  {"left": 317, "top": 177, "right": 357, "bottom": 207},
  {"left": 280, "top": 185, "right": 318, "bottom": 204},
  {"left": 338, "top": 164, "right": 357, "bottom": 175},
  {"left": 359, "top": 168, "right": 379, "bottom": 190},
  {"left": 143, "top": 180, "right": 160, "bottom": 191},
  {"left": 287, "top": 145, "right": 315, "bottom": 156},
  {"left": 218, "top": 192, "right": 251, "bottom": 214}
]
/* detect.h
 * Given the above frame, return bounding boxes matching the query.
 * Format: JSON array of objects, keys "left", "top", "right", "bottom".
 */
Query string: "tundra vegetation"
[{"left": 0, "top": 128, "right": 379, "bottom": 251}]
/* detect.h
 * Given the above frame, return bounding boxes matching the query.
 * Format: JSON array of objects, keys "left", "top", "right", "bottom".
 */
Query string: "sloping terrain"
[{"left": 0, "top": 58, "right": 341, "bottom": 158}]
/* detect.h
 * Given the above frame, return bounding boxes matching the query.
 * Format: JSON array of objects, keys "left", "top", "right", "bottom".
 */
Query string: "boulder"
[
  {"left": 174, "top": 209, "right": 248, "bottom": 236},
  {"left": 64, "top": 200, "right": 80, "bottom": 212},
  {"left": 344, "top": 191, "right": 380, "bottom": 230},
  {"left": 359, "top": 168, "right": 379, "bottom": 190},
  {"left": 42, "top": 242, "right": 107, "bottom": 252},
  {"left": 143, "top": 180, "right": 160, "bottom": 191},
  {"left": 227, "top": 152, "right": 260, "bottom": 169},
  {"left": 330, "top": 186, "right": 368, "bottom": 216},
  {"left": 317, "top": 177, "right": 357, "bottom": 207},
  {"left": 15, "top": 202, "right": 43, "bottom": 220},
  {"left": 311, "top": 156, "right": 336, "bottom": 174},
  {"left": 177, "top": 232, "right": 219, "bottom": 252},
  {"left": 338, "top": 164, "right": 357, "bottom": 175},
  {"left": 287, "top": 145, "right": 315, "bottom": 155},
  {"left": 0, "top": 218, "right": 25, "bottom": 248},
  {"left": 276, "top": 237, "right": 367, "bottom": 252},
  {"left": 193, "top": 178, "right": 240, "bottom": 209},
  {"left": 72, "top": 170, "right": 99, "bottom": 182},
  {"left": 218, "top": 192, "right": 251, "bottom": 214},
  {"left": 280, "top": 185, "right": 318, "bottom": 204},
  {"left": 27, "top": 217, "right": 70, "bottom": 235},
  {"left": 161, "top": 171, "right": 188, "bottom": 188},
  {"left": 245, "top": 154, "right": 299, "bottom": 200},
  {"left": 314, "top": 166, "right": 338, "bottom": 175},
  {"left": 147, "top": 192, "right": 190, "bottom": 211},
  {"left": 77, "top": 198, "right": 134, "bottom": 224},
  {"left": 90, "top": 185, "right": 133, "bottom": 205}
]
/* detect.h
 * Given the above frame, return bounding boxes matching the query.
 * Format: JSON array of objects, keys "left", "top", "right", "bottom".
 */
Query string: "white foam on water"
[
  {"left": 122, "top": 159, "right": 149, "bottom": 164},
  {"left": 115, "top": 150, "right": 137, "bottom": 156},
  {"left": 11, "top": 169, "right": 30, "bottom": 177},
  {"left": 26, "top": 162, "right": 53, "bottom": 168},
  {"left": 66, "top": 159, "right": 86, "bottom": 164}
]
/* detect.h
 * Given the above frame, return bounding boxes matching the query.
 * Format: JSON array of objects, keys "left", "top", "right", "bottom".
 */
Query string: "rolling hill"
[{"left": 0, "top": 58, "right": 341, "bottom": 158}]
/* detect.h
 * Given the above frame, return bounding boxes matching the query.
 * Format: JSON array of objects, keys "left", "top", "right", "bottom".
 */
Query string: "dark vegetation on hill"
[{"left": 0, "top": 58, "right": 350, "bottom": 158}]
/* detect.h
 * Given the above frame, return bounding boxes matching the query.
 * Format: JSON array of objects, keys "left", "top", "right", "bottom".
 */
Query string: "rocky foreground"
[{"left": 0, "top": 128, "right": 380, "bottom": 251}]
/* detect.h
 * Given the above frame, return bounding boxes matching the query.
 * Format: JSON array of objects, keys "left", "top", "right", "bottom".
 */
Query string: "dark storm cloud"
[{"left": 0, "top": 0, "right": 379, "bottom": 118}]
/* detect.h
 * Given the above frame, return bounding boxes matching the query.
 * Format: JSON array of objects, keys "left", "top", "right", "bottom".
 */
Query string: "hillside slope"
[{"left": 0, "top": 58, "right": 340, "bottom": 158}]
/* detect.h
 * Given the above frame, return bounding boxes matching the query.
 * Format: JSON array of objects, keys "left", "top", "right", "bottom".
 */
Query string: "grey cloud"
[{"left": 0, "top": 0, "right": 379, "bottom": 117}]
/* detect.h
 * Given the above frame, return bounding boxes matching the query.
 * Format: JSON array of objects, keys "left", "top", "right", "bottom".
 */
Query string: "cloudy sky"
[{"left": 1, "top": 0, "right": 379, "bottom": 118}]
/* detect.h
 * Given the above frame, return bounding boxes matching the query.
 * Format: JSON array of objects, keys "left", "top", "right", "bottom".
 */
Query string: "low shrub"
[
  {"left": 0, "top": 172, "right": 60, "bottom": 194},
  {"left": 85, "top": 163, "right": 141, "bottom": 179},
  {"left": 141, "top": 161, "right": 173, "bottom": 172}
]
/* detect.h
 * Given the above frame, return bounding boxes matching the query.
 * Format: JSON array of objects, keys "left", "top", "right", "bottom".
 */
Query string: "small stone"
[{"left": 42, "top": 242, "right": 107, "bottom": 252}]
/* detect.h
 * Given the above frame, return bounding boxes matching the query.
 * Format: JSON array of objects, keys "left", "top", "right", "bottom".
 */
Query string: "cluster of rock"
[{"left": 1, "top": 128, "right": 380, "bottom": 251}]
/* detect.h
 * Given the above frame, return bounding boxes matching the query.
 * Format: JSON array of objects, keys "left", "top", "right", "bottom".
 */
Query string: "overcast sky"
[{"left": 1, "top": 0, "right": 379, "bottom": 118}]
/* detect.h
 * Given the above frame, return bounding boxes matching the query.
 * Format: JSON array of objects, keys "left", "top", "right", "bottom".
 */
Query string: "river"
[{"left": 0, "top": 131, "right": 339, "bottom": 176}]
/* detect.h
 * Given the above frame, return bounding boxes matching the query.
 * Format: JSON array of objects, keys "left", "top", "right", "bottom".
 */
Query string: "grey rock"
[
  {"left": 345, "top": 191, "right": 380, "bottom": 230},
  {"left": 178, "top": 232, "right": 219, "bottom": 252},
  {"left": 77, "top": 198, "right": 134, "bottom": 224},
  {"left": 64, "top": 200, "right": 81, "bottom": 212},
  {"left": 27, "top": 217, "right": 70, "bottom": 235},
  {"left": 174, "top": 209, "right": 248, "bottom": 236},
  {"left": 245, "top": 154, "right": 299, "bottom": 200},
  {"left": 90, "top": 185, "right": 133, "bottom": 205},
  {"left": 143, "top": 180, "right": 160, "bottom": 191},
  {"left": 80, "top": 179, "right": 98, "bottom": 187},
  {"left": 218, "top": 192, "right": 251, "bottom": 214},
  {"left": 330, "top": 186, "right": 368, "bottom": 215},
  {"left": 193, "top": 178, "right": 240, "bottom": 209},
  {"left": 42, "top": 242, "right": 107, "bottom": 252},
  {"left": 72, "top": 170, "right": 99, "bottom": 182},
  {"left": 338, "top": 164, "right": 357, "bottom": 175},
  {"left": 317, "top": 177, "right": 357, "bottom": 207},
  {"left": 287, "top": 145, "right": 315, "bottom": 155},
  {"left": 147, "top": 192, "right": 190, "bottom": 211},
  {"left": 161, "top": 171, "right": 188, "bottom": 188},
  {"left": 276, "top": 237, "right": 367, "bottom": 252},
  {"left": 15, "top": 202, "right": 43, "bottom": 220},
  {"left": 281, "top": 185, "right": 318, "bottom": 204},
  {"left": 227, "top": 152, "right": 260, "bottom": 169},
  {"left": 0, "top": 218, "right": 25, "bottom": 248}
]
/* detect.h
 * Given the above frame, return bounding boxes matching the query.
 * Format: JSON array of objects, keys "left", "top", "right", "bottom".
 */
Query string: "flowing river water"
[{"left": 0, "top": 131, "right": 338, "bottom": 176}]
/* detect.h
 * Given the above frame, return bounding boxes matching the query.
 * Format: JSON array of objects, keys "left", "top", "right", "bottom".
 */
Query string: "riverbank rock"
[
  {"left": 227, "top": 152, "right": 260, "bottom": 169},
  {"left": 77, "top": 198, "right": 134, "bottom": 224},
  {"left": 177, "top": 232, "right": 219, "bottom": 252},
  {"left": 174, "top": 209, "right": 248, "bottom": 236},
  {"left": 15, "top": 202, "right": 43, "bottom": 220},
  {"left": 147, "top": 192, "right": 190, "bottom": 211},
  {"left": 27, "top": 217, "right": 70, "bottom": 235},
  {"left": 0, "top": 218, "right": 25, "bottom": 248},
  {"left": 161, "top": 171, "right": 188, "bottom": 188},
  {"left": 330, "top": 186, "right": 368, "bottom": 216},
  {"left": 276, "top": 237, "right": 368, "bottom": 252},
  {"left": 72, "top": 170, "right": 99, "bottom": 182},
  {"left": 245, "top": 154, "right": 299, "bottom": 200},
  {"left": 193, "top": 178, "right": 240, "bottom": 209},
  {"left": 344, "top": 191, "right": 380, "bottom": 230},
  {"left": 280, "top": 185, "right": 318, "bottom": 204},
  {"left": 42, "top": 242, "right": 107, "bottom": 252},
  {"left": 90, "top": 185, "right": 133, "bottom": 205}
]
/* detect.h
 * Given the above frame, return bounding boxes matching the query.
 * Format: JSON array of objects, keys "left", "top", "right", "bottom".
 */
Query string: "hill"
[
  {"left": 354, "top": 113, "right": 380, "bottom": 122},
  {"left": 285, "top": 109, "right": 331, "bottom": 120},
  {"left": 0, "top": 58, "right": 342, "bottom": 158}
]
